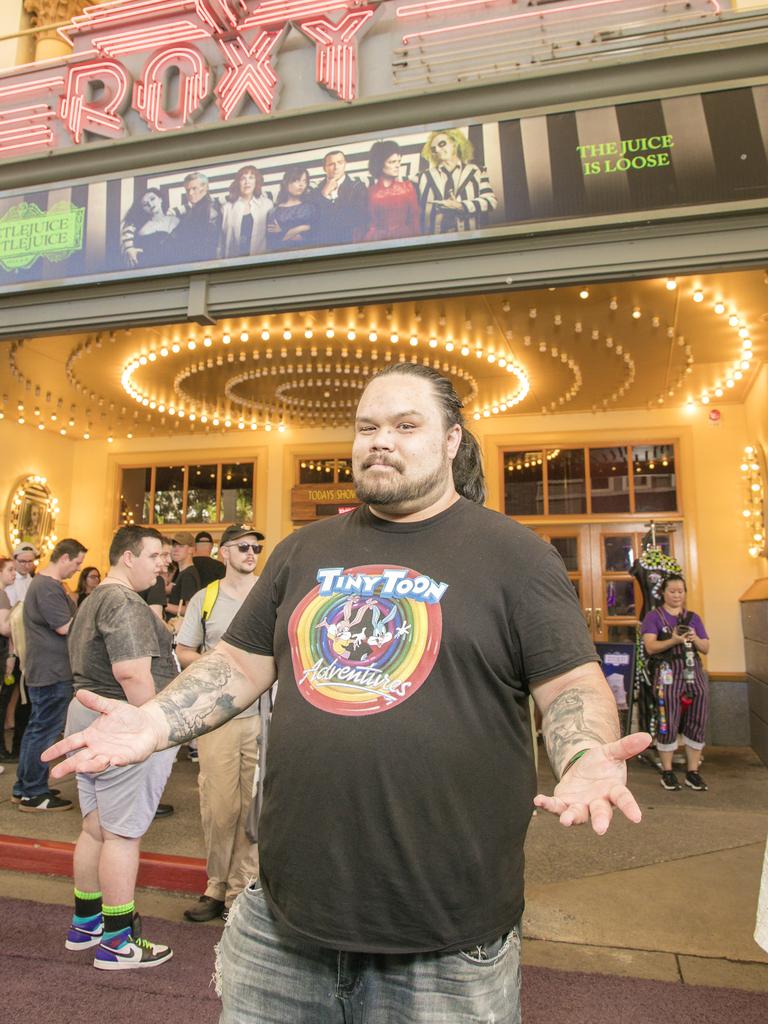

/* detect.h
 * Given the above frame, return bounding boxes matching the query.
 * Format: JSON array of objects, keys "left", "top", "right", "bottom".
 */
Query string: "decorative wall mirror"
[{"left": 5, "top": 475, "right": 59, "bottom": 555}]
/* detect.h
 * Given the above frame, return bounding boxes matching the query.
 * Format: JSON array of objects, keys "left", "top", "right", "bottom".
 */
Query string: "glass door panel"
[
  {"left": 528, "top": 522, "right": 683, "bottom": 643},
  {"left": 534, "top": 526, "right": 593, "bottom": 631}
]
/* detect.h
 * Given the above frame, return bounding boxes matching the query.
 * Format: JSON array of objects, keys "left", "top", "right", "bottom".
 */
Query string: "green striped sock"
[
  {"left": 102, "top": 901, "right": 135, "bottom": 945},
  {"left": 73, "top": 887, "right": 102, "bottom": 926}
]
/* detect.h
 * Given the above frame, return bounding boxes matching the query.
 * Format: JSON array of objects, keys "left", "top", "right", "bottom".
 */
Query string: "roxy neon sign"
[{"left": 0, "top": 0, "right": 378, "bottom": 157}]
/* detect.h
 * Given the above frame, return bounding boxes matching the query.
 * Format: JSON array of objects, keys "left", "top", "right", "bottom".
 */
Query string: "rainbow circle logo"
[{"left": 288, "top": 564, "right": 443, "bottom": 716}]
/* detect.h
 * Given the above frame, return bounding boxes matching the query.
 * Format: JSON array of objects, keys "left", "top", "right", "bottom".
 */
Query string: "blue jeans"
[
  {"left": 15, "top": 681, "right": 73, "bottom": 798},
  {"left": 216, "top": 882, "right": 522, "bottom": 1024}
]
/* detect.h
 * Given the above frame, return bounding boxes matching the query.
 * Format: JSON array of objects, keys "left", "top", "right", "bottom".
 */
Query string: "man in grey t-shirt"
[
  {"left": 176, "top": 524, "right": 265, "bottom": 922},
  {"left": 15, "top": 538, "right": 86, "bottom": 811},
  {"left": 64, "top": 525, "right": 177, "bottom": 971}
]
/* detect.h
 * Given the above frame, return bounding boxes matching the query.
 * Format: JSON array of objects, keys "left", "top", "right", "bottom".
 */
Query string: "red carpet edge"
[{"left": 0, "top": 833, "right": 206, "bottom": 892}]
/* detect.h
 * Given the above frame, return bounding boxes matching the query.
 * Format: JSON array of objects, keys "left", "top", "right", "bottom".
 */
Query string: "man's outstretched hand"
[
  {"left": 42, "top": 689, "right": 165, "bottom": 779},
  {"left": 533, "top": 732, "right": 652, "bottom": 836}
]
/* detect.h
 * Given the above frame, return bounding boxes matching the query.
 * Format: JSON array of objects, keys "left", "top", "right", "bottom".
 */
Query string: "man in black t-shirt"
[
  {"left": 166, "top": 532, "right": 202, "bottom": 616},
  {"left": 47, "top": 366, "right": 651, "bottom": 1022},
  {"left": 192, "top": 530, "right": 226, "bottom": 588}
]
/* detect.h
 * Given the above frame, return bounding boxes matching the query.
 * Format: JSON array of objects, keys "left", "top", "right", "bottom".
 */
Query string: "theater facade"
[{"left": 0, "top": 0, "right": 767, "bottom": 756}]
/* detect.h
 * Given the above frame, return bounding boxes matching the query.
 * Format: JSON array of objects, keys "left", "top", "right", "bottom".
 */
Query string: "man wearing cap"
[
  {"left": 175, "top": 525, "right": 265, "bottom": 922},
  {"left": 193, "top": 531, "right": 226, "bottom": 588},
  {"left": 166, "top": 532, "right": 202, "bottom": 617}
]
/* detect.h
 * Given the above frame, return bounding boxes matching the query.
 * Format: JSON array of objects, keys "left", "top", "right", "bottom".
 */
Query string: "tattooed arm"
[
  {"left": 43, "top": 641, "right": 275, "bottom": 778},
  {"left": 153, "top": 642, "right": 273, "bottom": 746},
  {"left": 532, "top": 663, "right": 620, "bottom": 779},
  {"left": 531, "top": 663, "right": 651, "bottom": 834}
]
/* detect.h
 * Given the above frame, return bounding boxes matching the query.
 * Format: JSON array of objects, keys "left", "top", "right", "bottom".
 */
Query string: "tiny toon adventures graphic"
[{"left": 288, "top": 564, "right": 447, "bottom": 716}]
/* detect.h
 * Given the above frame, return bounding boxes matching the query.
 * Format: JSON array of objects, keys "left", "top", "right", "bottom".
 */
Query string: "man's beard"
[
  {"left": 353, "top": 452, "right": 450, "bottom": 508},
  {"left": 231, "top": 563, "right": 255, "bottom": 576}
]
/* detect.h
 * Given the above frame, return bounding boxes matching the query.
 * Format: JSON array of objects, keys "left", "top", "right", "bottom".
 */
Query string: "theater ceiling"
[{"left": 1, "top": 268, "right": 765, "bottom": 441}]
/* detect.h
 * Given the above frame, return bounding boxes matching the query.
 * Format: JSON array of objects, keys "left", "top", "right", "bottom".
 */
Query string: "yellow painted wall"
[
  {"left": 0, "top": 418, "right": 75, "bottom": 554},
  {"left": 0, "top": 0, "right": 33, "bottom": 70}
]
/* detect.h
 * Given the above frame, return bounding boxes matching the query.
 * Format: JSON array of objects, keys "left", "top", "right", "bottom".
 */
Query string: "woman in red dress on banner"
[{"left": 365, "top": 140, "right": 420, "bottom": 242}]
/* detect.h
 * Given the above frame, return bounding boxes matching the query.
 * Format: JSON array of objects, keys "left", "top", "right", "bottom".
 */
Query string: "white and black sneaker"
[
  {"left": 18, "top": 793, "right": 72, "bottom": 812},
  {"left": 660, "top": 770, "right": 680, "bottom": 791},
  {"left": 685, "top": 770, "right": 708, "bottom": 791},
  {"left": 94, "top": 918, "right": 172, "bottom": 971}
]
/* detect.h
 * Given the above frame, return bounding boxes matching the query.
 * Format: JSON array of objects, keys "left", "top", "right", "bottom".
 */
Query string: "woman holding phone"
[{"left": 641, "top": 575, "right": 710, "bottom": 791}]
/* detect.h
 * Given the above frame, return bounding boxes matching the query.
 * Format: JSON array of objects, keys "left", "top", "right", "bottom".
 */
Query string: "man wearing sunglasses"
[{"left": 175, "top": 524, "right": 265, "bottom": 923}]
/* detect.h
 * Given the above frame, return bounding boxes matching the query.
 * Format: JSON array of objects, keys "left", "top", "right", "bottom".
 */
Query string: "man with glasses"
[
  {"left": 6, "top": 543, "right": 37, "bottom": 605},
  {"left": 175, "top": 525, "right": 265, "bottom": 922}
]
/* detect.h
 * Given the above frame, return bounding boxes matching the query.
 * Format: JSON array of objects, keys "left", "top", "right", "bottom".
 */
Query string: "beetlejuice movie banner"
[{"left": 1, "top": 84, "right": 767, "bottom": 292}]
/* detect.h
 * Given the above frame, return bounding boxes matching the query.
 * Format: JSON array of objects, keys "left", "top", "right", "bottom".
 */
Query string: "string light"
[{"left": 742, "top": 446, "right": 766, "bottom": 559}]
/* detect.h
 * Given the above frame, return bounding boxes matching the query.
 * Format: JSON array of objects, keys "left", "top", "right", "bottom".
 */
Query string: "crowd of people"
[
  {"left": 0, "top": 524, "right": 268, "bottom": 969},
  {"left": 120, "top": 129, "right": 499, "bottom": 268}
]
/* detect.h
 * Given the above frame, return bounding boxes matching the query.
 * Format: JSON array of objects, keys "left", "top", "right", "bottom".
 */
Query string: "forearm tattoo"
[
  {"left": 155, "top": 652, "right": 248, "bottom": 745},
  {"left": 542, "top": 684, "right": 620, "bottom": 779}
]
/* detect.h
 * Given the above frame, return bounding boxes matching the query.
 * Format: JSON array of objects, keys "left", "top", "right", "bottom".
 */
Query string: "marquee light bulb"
[
  {"left": 692, "top": 289, "right": 704, "bottom": 302},
  {"left": 666, "top": 278, "right": 677, "bottom": 290}
]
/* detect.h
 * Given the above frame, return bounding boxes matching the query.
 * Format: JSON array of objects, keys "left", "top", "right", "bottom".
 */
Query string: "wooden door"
[{"left": 534, "top": 522, "right": 683, "bottom": 642}]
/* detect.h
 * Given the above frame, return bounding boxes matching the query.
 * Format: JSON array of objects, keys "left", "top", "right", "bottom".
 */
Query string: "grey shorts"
[{"left": 65, "top": 699, "right": 178, "bottom": 839}]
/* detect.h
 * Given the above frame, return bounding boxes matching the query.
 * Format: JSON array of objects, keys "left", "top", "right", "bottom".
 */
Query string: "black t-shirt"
[
  {"left": 68, "top": 585, "right": 177, "bottom": 700},
  {"left": 169, "top": 564, "right": 202, "bottom": 608},
  {"left": 192, "top": 555, "right": 226, "bottom": 587},
  {"left": 138, "top": 576, "right": 166, "bottom": 608},
  {"left": 223, "top": 498, "right": 598, "bottom": 954}
]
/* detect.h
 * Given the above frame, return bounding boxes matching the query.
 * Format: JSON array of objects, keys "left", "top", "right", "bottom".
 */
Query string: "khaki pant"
[{"left": 198, "top": 715, "right": 260, "bottom": 907}]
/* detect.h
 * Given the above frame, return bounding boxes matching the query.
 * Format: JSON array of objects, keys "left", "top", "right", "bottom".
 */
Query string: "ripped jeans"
[{"left": 216, "top": 881, "right": 522, "bottom": 1024}]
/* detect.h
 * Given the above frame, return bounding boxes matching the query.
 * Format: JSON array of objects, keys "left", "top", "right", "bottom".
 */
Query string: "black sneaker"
[
  {"left": 685, "top": 770, "right": 708, "bottom": 791},
  {"left": 183, "top": 895, "right": 225, "bottom": 923},
  {"left": 11, "top": 788, "right": 60, "bottom": 805},
  {"left": 660, "top": 770, "right": 680, "bottom": 791},
  {"left": 18, "top": 793, "right": 73, "bottom": 812}
]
